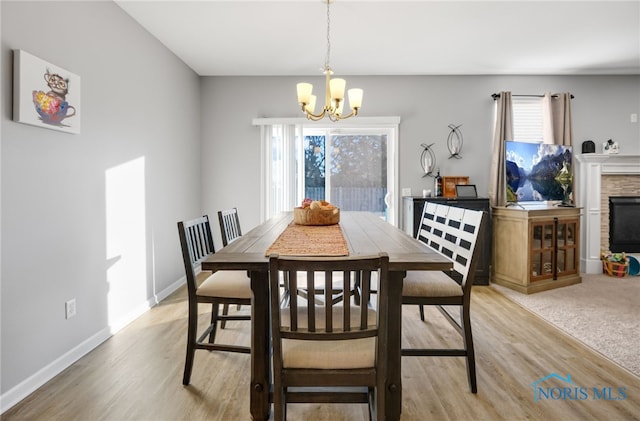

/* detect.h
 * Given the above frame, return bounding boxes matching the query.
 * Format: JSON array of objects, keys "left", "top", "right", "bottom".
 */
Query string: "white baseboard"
[
  {"left": 583, "top": 253, "right": 640, "bottom": 275},
  {"left": 582, "top": 257, "right": 603, "bottom": 274},
  {"left": 155, "top": 276, "right": 185, "bottom": 304},
  {"left": 0, "top": 326, "right": 112, "bottom": 414},
  {"left": 0, "top": 277, "right": 185, "bottom": 414}
]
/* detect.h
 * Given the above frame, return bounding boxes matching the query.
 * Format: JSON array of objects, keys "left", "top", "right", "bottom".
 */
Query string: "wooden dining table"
[{"left": 202, "top": 211, "right": 452, "bottom": 421}]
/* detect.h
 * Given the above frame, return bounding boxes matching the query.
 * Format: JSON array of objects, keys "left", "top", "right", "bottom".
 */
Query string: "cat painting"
[
  {"left": 14, "top": 49, "right": 80, "bottom": 133},
  {"left": 32, "top": 68, "right": 76, "bottom": 125}
]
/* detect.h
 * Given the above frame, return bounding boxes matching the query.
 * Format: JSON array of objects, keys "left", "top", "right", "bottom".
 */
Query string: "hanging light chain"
[{"left": 324, "top": 0, "right": 331, "bottom": 70}]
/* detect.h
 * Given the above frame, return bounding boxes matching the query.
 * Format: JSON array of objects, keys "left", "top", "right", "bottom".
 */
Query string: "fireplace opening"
[{"left": 609, "top": 196, "right": 640, "bottom": 253}]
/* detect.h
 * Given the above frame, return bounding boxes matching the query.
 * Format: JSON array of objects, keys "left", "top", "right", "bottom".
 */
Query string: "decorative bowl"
[{"left": 293, "top": 207, "right": 340, "bottom": 225}]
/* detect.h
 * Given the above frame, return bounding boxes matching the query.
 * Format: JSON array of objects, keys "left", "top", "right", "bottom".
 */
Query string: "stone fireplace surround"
[{"left": 575, "top": 154, "right": 640, "bottom": 273}]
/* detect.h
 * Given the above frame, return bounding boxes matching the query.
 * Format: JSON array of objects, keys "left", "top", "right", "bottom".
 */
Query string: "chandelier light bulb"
[
  {"left": 306, "top": 95, "right": 317, "bottom": 114},
  {"left": 297, "top": 83, "right": 313, "bottom": 105},
  {"left": 335, "top": 98, "right": 344, "bottom": 116},
  {"left": 329, "top": 78, "right": 346, "bottom": 100},
  {"left": 348, "top": 88, "right": 363, "bottom": 110}
]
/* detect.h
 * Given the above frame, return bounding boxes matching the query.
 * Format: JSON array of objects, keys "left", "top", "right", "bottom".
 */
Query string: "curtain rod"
[{"left": 491, "top": 93, "right": 575, "bottom": 100}]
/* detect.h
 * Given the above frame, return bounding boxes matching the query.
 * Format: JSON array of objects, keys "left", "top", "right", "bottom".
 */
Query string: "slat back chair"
[
  {"left": 218, "top": 207, "right": 242, "bottom": 247},
  {"left": 268, "top": 253, "right": 390, "bottom": 421},
  {"left": 217, "top": 207, "right": 245, "bottom": 326},
  {"left": 402, "top": 202, "right": 485, "bottom": 393},
  {"left": 177, "top": 215, "right": 251, "bottom": 386}
]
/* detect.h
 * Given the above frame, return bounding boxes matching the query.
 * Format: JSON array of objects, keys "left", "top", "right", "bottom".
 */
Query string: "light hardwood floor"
[{"left": 4, "top": 284, "right": 639, "bottom": 420}]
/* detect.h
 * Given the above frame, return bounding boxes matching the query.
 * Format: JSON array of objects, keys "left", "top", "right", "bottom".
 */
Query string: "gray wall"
[
  {"left": 201, "top": 75, "right": 640, "bottom": 233},
  {"left": 1, "top": 1, "right": 201, "bottom": 406},
  {"left": 2, "top": 0, "right": 639, "bottom": 413}
]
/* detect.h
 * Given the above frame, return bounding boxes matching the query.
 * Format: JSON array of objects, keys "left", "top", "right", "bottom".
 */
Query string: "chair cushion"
[
  {"left": 279, "top": 305, "right": 377, "bottom": 369},
  {"left": 197, "top": 270, "right": 251, "bottom": 299},
  {"left": 282, "top": 337, "right": 376, "bottom": 369},
  {"left": 402, "top": 270, "right": 463, "bottom": 297}
]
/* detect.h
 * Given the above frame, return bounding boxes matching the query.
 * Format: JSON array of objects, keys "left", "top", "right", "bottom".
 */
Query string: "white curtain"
[
  {"left": 488, "top": 92, "right": 513, "bottom": 207},
  {"left": 259, "top": 123, "right": 302, "bottom": 222}
]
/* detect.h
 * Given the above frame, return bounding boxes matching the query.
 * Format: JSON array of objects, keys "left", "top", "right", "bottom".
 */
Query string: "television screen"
[{"left": 505, "top": 141, "right": 573, "bottom": 203}]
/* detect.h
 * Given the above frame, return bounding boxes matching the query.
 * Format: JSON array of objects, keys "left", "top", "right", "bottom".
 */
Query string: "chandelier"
[{"left": 296, "top": 0, "right": 363, "bottom": 122}]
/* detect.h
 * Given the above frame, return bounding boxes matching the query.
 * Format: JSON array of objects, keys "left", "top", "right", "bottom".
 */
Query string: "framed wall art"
[
  {"left": 602, "top": 139, "right": 619, "bottom": 154},
  {"left": 13, "top": 49, "right": 81, "bottom": 134}
]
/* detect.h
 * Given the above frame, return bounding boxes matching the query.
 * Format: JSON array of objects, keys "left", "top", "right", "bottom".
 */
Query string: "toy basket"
[{"left": 601, "top": 259, "right": 628, "bottom": 277}]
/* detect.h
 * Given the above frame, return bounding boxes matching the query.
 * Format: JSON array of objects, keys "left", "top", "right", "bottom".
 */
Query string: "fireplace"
[
  {"left": 609, "top": 196, "right": 640, "bottom": 252},
  {"left": 575, "top": 154, "right": 640, "bottom": 273}
]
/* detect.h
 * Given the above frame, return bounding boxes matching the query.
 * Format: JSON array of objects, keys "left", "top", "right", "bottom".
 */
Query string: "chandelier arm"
[
  {"left": 305, "top": 109, "right": 328, "bottom": 121},
  {"left": 334, "top": 109, "right": 358, "bottom": 120},
  {"left": 299, "top": 101, "right": 328, "bottom": 120}
]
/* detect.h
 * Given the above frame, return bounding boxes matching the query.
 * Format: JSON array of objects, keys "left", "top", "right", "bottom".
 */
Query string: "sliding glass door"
[
  {"left": 259, "top": 119, "right": 398, "bottom": 225},
  {"left": 303, "top": 129, "right": 389, "bottom": 219}
]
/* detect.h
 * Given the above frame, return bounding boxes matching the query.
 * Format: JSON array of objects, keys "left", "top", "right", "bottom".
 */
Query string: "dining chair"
[
  {"left": 177, "top": 215, "right": 251, "bottom": 386},
  {"left": 217, "top": 207, "right": 245, "bottom": 327},
  {"left": 218, "top": 207, "right": 242, "bottom": 247},
  {"left": 268, "top": 253, "right": 390, "bottom": 420},
  {"left": 401, "top": 202, "right": 485, "bottom": 393}
]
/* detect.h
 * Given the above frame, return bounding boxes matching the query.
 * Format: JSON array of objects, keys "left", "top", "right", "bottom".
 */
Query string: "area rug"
[
  {"left": 265, "top": 223, "right": 349, "bottom": 257},
  {"left": 491, "top": 273, "right": 640, "bottom": 377}
]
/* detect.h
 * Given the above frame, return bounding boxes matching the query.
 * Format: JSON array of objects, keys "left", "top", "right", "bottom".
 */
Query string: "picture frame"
[
  {"left": 455, "top": 184, "right": 478, "bottom": 198},
  {"left": 442, "top": 176, "right": 469, "bottom": 198},
  {"left": 13, "top": 49, "right": 81, "bottom": 134},
  {"left": 602, "top": 139, "right": 619, "bottom": 154}
]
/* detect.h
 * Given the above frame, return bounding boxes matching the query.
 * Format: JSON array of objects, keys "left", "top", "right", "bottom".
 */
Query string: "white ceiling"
[{"left": 114, "top": 0, "right": 640, "bottom": 76}]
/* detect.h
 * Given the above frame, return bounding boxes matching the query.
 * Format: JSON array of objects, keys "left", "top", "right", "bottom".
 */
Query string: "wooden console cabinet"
[
  {"left": 492, "top": 206, "right": 581, "bottom": 294},
  {"left": 403, "top": 196, "right": 491, "bottom": 285}
]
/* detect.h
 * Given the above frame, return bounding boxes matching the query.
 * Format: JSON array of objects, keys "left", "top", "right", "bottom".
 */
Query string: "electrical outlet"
[
  {"left": 65, "top": 299, "right": 76, "bottom": 319},
  {"left": 631, "top": 113, "right": 638, "bottom": 123},
  {"left": 402, "top": 188, "right": 412, "bottom": 197}
]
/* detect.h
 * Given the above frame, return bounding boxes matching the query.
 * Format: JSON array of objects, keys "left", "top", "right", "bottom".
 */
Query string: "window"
[
  {"left": 255, "top": 118, "right": 399, "bottom": 225},
  {"left": 303, "top": 128, "right": 389, "bottom": 218},
  {"left": 512, "top": 96, "right": 544, "bottom": 143}
]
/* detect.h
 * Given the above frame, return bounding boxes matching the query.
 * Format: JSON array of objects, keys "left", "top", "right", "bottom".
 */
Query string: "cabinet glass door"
[
  {"left": 556, "top": 218, "right": 579, "bottom": 276},
  {"left": 530, "top": 222, "right": 555, "bottom": 281}
]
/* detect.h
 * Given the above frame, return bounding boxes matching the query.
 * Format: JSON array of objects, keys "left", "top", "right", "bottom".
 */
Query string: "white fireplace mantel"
[{"left": 575, "top": 154, "right": 640, "bottom": 273}]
